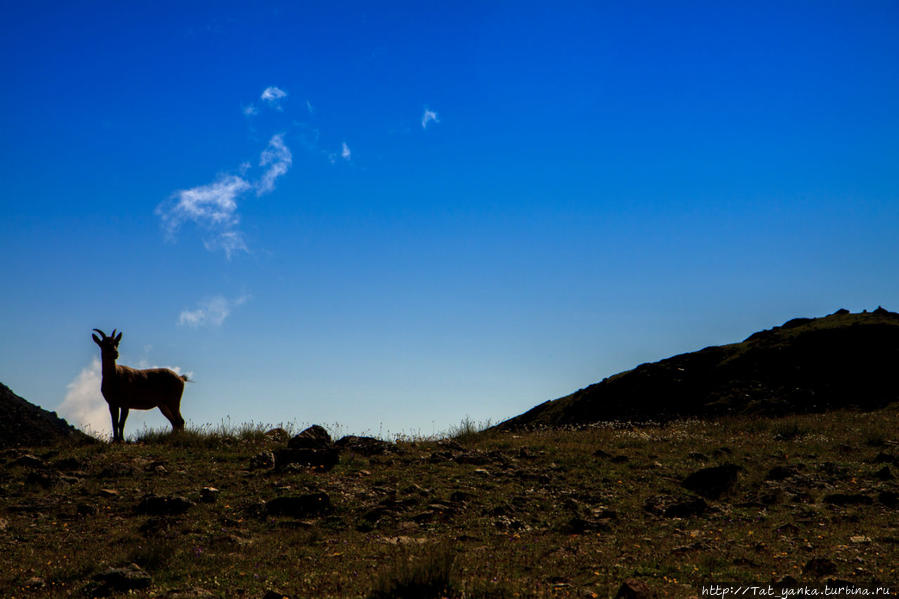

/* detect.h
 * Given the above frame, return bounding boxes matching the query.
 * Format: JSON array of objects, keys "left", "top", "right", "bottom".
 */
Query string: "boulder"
[
  {"left": 287, "top": 425, "right": 332, "bottom": 449},
  {"left": 266, "top": 492, "right": 332, "bottom": 517}
]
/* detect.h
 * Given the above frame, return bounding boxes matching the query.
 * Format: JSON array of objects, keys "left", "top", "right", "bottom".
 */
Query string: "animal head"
[{"left": 92, "top": 328, "right": 122, "bottom": 360}]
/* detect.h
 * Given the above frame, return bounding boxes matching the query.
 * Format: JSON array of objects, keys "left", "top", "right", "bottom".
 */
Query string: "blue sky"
[{"left": 2, "top": 1, "right": 898, "bottom": 438}]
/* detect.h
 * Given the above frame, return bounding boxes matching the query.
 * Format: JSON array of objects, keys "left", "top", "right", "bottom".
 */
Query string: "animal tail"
[{"left": 181, "top": 374, "right": 191, "bottom": 382}]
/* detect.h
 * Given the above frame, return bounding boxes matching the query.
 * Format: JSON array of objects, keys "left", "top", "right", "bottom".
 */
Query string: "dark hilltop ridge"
[
  {"left": 0, "top": 382, "right": 95, "bottom": 449},
  {"left": 497, "top": 307, "right": 899, "bottom": 430}
]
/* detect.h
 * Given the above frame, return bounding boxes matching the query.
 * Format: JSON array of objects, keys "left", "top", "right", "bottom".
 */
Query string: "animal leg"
[
  {"left": 108, "top": 404, "right": 121, "bottom": 442},
  {"left": 118, "top": 407, "right": 130, "bottom": 441},
  {"left": 159, "top": 405, "right": 185, "bottom": 433}
]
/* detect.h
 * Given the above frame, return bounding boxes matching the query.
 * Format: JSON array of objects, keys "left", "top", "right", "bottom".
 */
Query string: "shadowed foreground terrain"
[
  {"left": 0, "top": 383, "right": 95, "bottom": 449},
  {"left": 1, "top": 407, "right": 897, "bottom": 598},
  {"left": 497, "top": 309, "right": 899, "bottom": 430}
]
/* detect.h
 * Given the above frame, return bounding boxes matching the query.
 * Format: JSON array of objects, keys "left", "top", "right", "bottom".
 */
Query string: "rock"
[
  {"left": 91, "top": 563, "right": 152, "bottom": 595},
  {"left": 849, "top": 535, "right": 871, "bottom": 544},
  {"left": 803, "top": 557, "right": 837, "bottom": 577},
  {"left": 262, "top": 591, "right": 291, "bottom": 599},
  {"left": 136, "top": 494, "right": 194, "bottom": 515},
  {"left": 878, "top": 490, "right": 898, "bottom": 507},
  {"left": 874, "top": 466, "right": 893, "bottom": 480},
  {"left": 765, "top": 465, "right": 796, "bottom": 481},
  {"left": 615, "top": 578, "right": 656, "bottom": 599},
  {"left": 682, "top": 464, "right": 740, "bottom": 499},
  {"left": 250, "top": 450, "right": 276, "bottom": 470},
  {"left": 821, "top": 493, "right": 873, "bottom": 506},
  {"left": 24, "top": 576, "right": 45, "bottom": 589},
  {"left": 200, "top": 487, "right": 219, "bottom": 503},
  {"left": 287, "top": 425, "right": 332, "bottom": 449},
  {"left": 265, "top": 428, "right": 290, "bottom": 443},
  {"left": 559, "top": 516, "right": 612, "bottom": 534},
  {"left": 274, "top": 447, "right": 339, "bottom": 471},
  {"left": 266, "top": 492, "right": 332, "bottom": 518},
  {"left": 77, "top": 503, "right": 98, "bottom": 516},
  {"left": 12, "top": 454, "right": 45, "bottom": 468},
  {"left": 644, "top": 495, "right": 708, "bottom": 518},
  {"left": 687, "top": 452, "right": 709, "bottom": 462},
  {"left": 335, "top": 435, "right": 391, "bottom": 456},
  {"left": 98, "top": 488, "right": 119, "bottom": 497}
]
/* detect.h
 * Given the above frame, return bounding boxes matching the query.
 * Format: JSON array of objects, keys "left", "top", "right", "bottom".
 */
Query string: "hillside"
[
  {"left": 496, "top": 308, "right": 899, "bottom": 430},
  {"left": 0, "top": 382, "right": 95, "bottom": 449}
]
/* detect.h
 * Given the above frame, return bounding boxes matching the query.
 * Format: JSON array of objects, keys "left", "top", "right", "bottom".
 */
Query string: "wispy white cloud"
[
  {"left": 306, "top": 99, "right": 315, "bottom": 114},
  {"left": 57, "top": 359, "right": 109, "bottom": 438},
  {"left": 422, "top": 108, "right": 439, "bottom": 129},
  {"left": 157, "top": 175, "right": 252, "bottom": 259},
  {"left": 261, "top": 86, "right": 288, "bottom": 110},
  {"left": 158, "top": 133, "right": 292, "bottom": 257},
  {"left": 179, "top": 294, "right": 249, "bottom": 327},
  {"left": 257, "top": 133, "right": 293, "bottom": 195},
  {"left": 341, "top": 141, "right": 351, "bottom": 160},
  {"left": 242, "top": 104, "right": 258, "bottom": 117}
]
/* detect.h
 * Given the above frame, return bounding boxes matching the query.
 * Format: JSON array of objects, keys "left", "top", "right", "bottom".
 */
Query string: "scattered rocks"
[
  {"left": 287, "top": 425, "right": 332, "bottom": 450},
  {"left": 615, "top": 578, "right": 656, "bottom": 599},
  {"left": 681, "top": 463, "right": 740, "bottom": 499},
  {"left": 266, "top": 492, "right": 332, "bottom": 518},
  {"left": 136, "top": 494, "right": 194, "bottom": 516},
  {"left": 89, "top": 563, "right": 152, "bottom": 596}
]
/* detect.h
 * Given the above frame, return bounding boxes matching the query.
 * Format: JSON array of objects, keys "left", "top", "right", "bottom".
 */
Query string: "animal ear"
[
  {"left": 114, "top": 331, "right": 122, "bottom": 344},
  {"left": 92, "top": 334, "right": 102, "bottom": 346}
]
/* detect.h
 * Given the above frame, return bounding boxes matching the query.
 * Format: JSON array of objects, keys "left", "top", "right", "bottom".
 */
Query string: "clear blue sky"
[{"left": 2, "top": 1, "right": 898, "bottom": 438}]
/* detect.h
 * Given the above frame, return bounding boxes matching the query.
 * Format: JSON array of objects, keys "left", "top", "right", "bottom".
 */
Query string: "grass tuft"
[{"left": 368, "top": 543, "right": 456, "bottom": 599}]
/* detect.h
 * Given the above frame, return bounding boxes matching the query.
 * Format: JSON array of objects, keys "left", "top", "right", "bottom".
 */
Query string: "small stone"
[
  {"left": 849, "top": 535, "right": 871, "bottom": 544},
  {"left": 262, "top": 591, "right": 291, "bottom": 599},
  {"left": 266, "top": 492, "right": 332, "bottom": 518},
  {"left": 99, "top": 488, "right": 119, "bottom": 497},
  {"left": 682, "top": 463, "right": 741, "bottom": 499},
  {"left": 24, "top": 577, "right": 46, "bottom": 589},
  {"left": 200, "top": 487, "right": 219, "bottom": 503},
  {"left": 265, "top": 427, "right": 290, "bottom": 443},
  {"left": 821, "top": 493, "right": 873, "bottom": 506},
  {"left": 13, "top": 454, "right": 45, "bottom": 468},
  {"left": 874, "top": 466, "right": 893, "bottom": 480},
  {"left": 93, "top": 563, "right": 152, "bottom": 592},
  {"left": 473, "top": 468, "right": 490, "bottom": 476},
  {"left": 615, "top": 578, "right": 656, "bottom": 599},
  {"left": 136, "top": 494, "right": 194, "bottom": 515},
  {"left": 250, "top": 450, "right": 276, "bottom": 470},
  {"left": 803, "top": 557, "right": 837, "bottom": 577}
]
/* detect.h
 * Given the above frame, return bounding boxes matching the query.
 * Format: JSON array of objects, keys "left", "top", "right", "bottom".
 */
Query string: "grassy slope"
[
  {"left": 1, "top": 406, "right": 898, "bottom": 598},
  {"left": 496, "top": 309, "right": 899, "bottom": 429}
]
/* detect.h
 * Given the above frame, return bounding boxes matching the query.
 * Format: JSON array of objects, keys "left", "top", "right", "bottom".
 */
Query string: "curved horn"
[
  {"left": 93, "top": 329, "right": 107, "bottom": 338},
  {"left": 111, "top": 329, "right": 117, "bottom": 339}
]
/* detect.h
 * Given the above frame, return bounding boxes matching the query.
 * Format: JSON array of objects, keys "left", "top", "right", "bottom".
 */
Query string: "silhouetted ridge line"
[
  {"left": 495, "top": 308, "right": 899, "bottom": 430},
  {"left": 0, "top": 382, "right": 96, "bottom": 448}
]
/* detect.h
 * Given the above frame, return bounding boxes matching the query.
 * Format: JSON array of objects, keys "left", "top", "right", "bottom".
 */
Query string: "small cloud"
[
  {"left": 421, "top": 108, "right": 439, "bottom": 129},
  {"left": 257, "top": 133, "right": 292, "bottom": 195},
  {"left": 306, "top": 99, "right": 315, "bottom": 114},
  {"left": 157, "top": 175, "right": 252, "bottom": 259},
  {"left": 179, "top": 294, "right": 249, "bottom": 328},
  {"left": 341, "top": 142, "right": 351, "bottom": 160},
  {"left": 242, "top": 104, "right": 258, "bottom": 117},
  {"left": 261, "top": 86, "right": 288, "bottom": 110},
  {"left": 57, "top": 359, "right": 109, "bottom": 438}
]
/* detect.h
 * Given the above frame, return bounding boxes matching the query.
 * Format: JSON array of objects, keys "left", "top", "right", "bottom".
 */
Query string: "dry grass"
[{"left": 1, "top": 406, "right": 897, "bottom": 598}]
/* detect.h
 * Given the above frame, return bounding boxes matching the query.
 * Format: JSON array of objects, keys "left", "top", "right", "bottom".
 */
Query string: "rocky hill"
[
  {"left": 0, "top": 382, "right": 95, "bottom": 448},
  {"left": 497, "top": 307, "right": 899, "bottom": 430}
]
